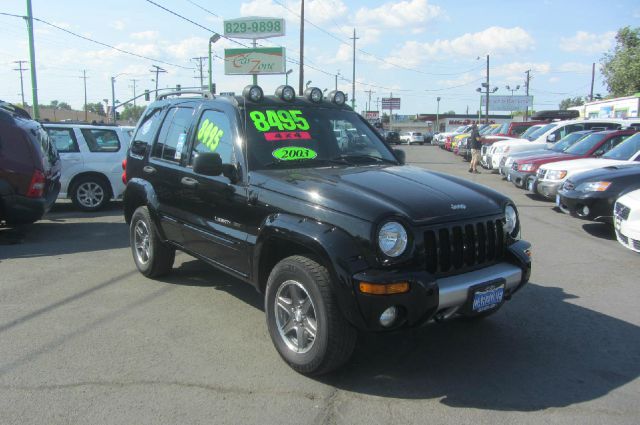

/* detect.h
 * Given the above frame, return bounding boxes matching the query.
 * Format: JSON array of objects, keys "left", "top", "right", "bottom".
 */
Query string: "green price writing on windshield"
[
  {"left": 197, "top": 118, "right": 224, "bottom": 152},
  {"left": 249, "top": 110, "right": 310, "bottom": 132},
  {"left": 272, "top": 147, "right": 317, "bottom": 161}
]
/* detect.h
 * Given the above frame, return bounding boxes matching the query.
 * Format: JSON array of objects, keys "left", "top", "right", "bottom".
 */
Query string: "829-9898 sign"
[{"left": 223, "top": 17, "right": 286, "bottom": 39}]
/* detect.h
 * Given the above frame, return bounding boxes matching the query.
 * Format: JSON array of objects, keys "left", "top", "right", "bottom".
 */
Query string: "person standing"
[{"left": 468, "top": 123, "right": 481, "bottom": 174}]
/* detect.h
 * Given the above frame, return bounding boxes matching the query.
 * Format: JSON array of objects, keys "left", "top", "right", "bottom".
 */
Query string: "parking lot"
[{"left": 1, "top": 144, "right": 639, "bottom": 425}]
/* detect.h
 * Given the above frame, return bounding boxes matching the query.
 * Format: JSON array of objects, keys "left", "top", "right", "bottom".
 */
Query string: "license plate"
[
  {"left": 471, "top": 283, "right": 505, "bottom": 313},
  {"left": 555, "top": 194, "right": 561, "bottom": 207}
]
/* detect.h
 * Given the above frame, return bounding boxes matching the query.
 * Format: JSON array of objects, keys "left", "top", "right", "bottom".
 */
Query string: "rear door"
[
  {"left": 78, "top": 127, "right": 126, "bottom": 197},
  {"left": 45, "top": 126, "right": 82, "bottom": 195}
]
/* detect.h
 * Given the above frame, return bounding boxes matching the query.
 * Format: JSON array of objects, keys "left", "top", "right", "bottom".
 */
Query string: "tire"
[
  {"left": 265, "top": 255, "right": 357, "bottom": 376},
  {"left": 71, "top": 175, "right": 111, "bottom": 211},
  {"left": 129, "top": 206, "right": 175, "bottom": 278}
]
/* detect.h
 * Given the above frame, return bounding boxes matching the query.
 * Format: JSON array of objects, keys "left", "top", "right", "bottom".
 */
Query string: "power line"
[{"left": 0, "top": 11, "right": 191, "bottom": 70}]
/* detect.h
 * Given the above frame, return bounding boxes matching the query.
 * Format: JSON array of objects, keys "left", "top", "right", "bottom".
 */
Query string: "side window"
[
  {"left": 80, "top": 129, "right": 120, "bottom": 152},
  {"left": 47, "top": 128, "right": 79, "bottom": 153},
  {"left": 152, "top": 107, "right": 194, "bottom": 163},
  {"left": 132, "top": 108, "right": 163, "bottom": 145},
  {"left": 191, "top": 110, "right": 235, "bottom": 164}
]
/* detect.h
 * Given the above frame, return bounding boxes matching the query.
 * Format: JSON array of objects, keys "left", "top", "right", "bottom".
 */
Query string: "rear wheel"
[
  {"left": 71, "top": 176, "right": 111, "bottom": 211},
  {"left": 129, "top": 206, "right": 175, "bottom": 278},
  {"left": 265, "top": 255, "right": 356, "bottom": 376}
]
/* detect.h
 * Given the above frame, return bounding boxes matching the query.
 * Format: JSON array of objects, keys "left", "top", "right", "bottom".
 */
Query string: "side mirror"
[
  {"left": 193, "top": 152, "right": 223, "bottom": 176},
  {"left": 393, "top": 148, "right": 406, "bottom": 165},
  {"left": 546, "top": 134, "right": 557, "bottom": 143}
]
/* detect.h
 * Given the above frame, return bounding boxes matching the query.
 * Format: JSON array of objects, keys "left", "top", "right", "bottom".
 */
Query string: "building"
[
  {"left": 569, "top": 94, "right": 640, "bottom": 119},
  {"left": 385, "top": 113, "right": 512, "bottom": 134}
]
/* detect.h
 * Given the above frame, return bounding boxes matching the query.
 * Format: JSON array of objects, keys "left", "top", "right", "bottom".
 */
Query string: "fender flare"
[
  {"left": 122, "top": 177, "right": 164, "bottom": 237},
  {"left": 254, "top": 213, "right": 371, "bottom": 329}
]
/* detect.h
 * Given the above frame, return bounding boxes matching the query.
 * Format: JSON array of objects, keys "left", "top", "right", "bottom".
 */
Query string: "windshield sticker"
[
  {"left": 264, "top": 131, "right": 312, "bottom": 141},
  {"left": 250, "top": 110, "right": 310, "bottom": 132},
  {"left": 272, "top": 146, "right": 317, "bottom": 161},
  {"left": 197, "top": 118, "right": 224, "bottom": 152}
]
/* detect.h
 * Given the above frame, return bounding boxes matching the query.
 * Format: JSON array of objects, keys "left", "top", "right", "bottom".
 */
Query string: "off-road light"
[
  {"left": 327, "top": 90, "right": 346, "bottom": 105},
  {"left": 275, "top": 85, "right": 296, "bottom": 101},
  {"left": 379, "top": 306, "right": 398, "bottom": 327},
  {"left": 243, "top": 85, "right": 264, "bottom": 102},
  {"left": 304, "top": 87, "right": 323, "bottom": 103}
]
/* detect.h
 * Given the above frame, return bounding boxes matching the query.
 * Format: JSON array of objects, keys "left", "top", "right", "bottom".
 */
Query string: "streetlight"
[
  {"left": 506, "top": 85, "right": 520, "bottom": 96},
  {"left": 436, "top": 96, "right": 441, "bottom": 133},
  {"left": 208, "top": 33, "right": 221, "bottom": 93},
  {"left": 305, "top": 80, "right": 312, "bottom": 89},
  {"left": 335, "top": 70, "right": 340, "bottom": 90},
  {"left": 111, "top": 72, "right": 129, "bottom": 123},
  {"left": 285, "top": 69, "right": 293, "bottom": 85}
]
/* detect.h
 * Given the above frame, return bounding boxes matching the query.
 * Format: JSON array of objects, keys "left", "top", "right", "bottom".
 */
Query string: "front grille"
[
  {"left": 537, "top": 169, "right": 547, "bottom": 179},
  {"left": 424, "top": 218, "right": 506, "bottom": 276},
  {"left": 511, "top": 161, "right": 518, "bottom": 171},
  {"left": 614, "top": 202, "right": 630, "bottom": 220},
  {"left": 563, "top": 180, "right": 575, "bottom": 191},
  {"left": 634, "top": 239, "right": 640, "bottom": 251},
  {"left": 616, "top": 230, "right": 629, "bottom": 245}
]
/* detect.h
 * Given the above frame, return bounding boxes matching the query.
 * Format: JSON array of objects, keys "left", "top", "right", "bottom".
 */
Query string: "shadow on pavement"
[
  {"left": 317, "top": 283, "right": 640, "bottom": 411},
  {"left": 582, "top": 222, "right": 615, "bottom": 241}
]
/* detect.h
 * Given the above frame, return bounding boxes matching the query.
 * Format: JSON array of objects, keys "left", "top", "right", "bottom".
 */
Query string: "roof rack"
[
  {"left": 157, "top": 90, "right": 214, "bottom": 100},
  {"left": 0, "top": 100, "right": 32, "bottom": 119}
]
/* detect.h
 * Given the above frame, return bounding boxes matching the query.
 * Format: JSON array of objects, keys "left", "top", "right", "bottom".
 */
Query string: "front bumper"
[
  {"left": 615, "top": 215, "right": 640, "bottom": 253},
  {"left": 557, "top": 190, "right": 615, "bottom": 221},
  {"left": 507, "top": 169, "right": 536, "bottom": 188},
  {"left": 482, "top": 154, "right": 493, "bottom": 169},
  {"left": 535, "top": 180, "right": 562, "bottom": 200},
  {"left": 351, "top": 240, "right": 532, "bottom": 331}
]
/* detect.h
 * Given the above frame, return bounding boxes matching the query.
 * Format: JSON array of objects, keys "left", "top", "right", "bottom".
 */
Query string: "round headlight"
[
  {"left": 378, "top": 221, "right": 408, "bottom": 258},
  {"left": 304, "top": 87, "right": 323, "bottom": 103},
  {"left": 504, "top": 205, "right": 518, "bottom": 237},
  {"left": 243, "top": 85, "right": 264, "bottom": 102},
  {"left": 327, "top": 90, "right": 346, "bottom": 105},
  {"left": 275, "top": 85, "right": 296, "bottom": 101}
]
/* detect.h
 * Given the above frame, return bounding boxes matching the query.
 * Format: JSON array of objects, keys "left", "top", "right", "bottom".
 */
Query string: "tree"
[
  {"left": 559, "top": 97, "right": 586, "bottom": 110},
  {"left": 601, "top": 26, "right": 640, "bottom": 97},
  {"left": 120, "top": 104, "right": 145, "bottom": 122},
  {"left": 58, "top": 101, "right": 72, "bottom": 110},
  {"left": 85, "top": 102, "right": 106, "bottom": 116},
  {"left": 445, "top": 110, "right": 455, "bottom": 115}
]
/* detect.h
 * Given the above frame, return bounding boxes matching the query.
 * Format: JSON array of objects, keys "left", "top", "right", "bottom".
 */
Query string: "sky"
[{"left": 1, "top": 0, "right": 639, "bottom": 116}]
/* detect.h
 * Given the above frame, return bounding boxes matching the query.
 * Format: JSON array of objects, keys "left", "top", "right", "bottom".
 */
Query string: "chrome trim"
[{"left": 437, "top": 262, "right": 522, "bottom": 309}]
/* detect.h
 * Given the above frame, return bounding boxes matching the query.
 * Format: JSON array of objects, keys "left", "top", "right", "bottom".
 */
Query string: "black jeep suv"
[{"left": 123, "top": 86, "right": 532, "bottom": 375}]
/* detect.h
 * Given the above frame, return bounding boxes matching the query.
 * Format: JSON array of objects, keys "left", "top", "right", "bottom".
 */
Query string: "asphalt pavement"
[{"left": 1, "top": 145, "right": 639, "bottom": 424}]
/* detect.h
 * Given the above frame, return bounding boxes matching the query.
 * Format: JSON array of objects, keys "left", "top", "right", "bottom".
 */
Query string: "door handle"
[
  {"left": 143, "top": 165, "right": 156, "bottom": 174},
  {"left": 181, "top": 177, "right": 198, "bottom": 188}
]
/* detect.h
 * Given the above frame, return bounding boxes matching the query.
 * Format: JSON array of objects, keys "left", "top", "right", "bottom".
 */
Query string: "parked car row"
[
  {"left": 1, "top": 101, "right": 134, "bottom": 226},
  {"left": 438, "top": 111, "right": 640, "bottom": 253},
  {"left": 383, "top": 130, "right": 433, "bottom": 145}
]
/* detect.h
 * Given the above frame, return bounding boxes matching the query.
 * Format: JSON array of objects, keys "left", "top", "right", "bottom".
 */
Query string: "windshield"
[
  {"left": 527, "top": 123, "right": 557, "bottom": 140},
  {"left": 479, "top": 125, "right": 494, "bottom": 135},
  {"left": 489, "top": 125, "right": 503, "bottom": 135},
  {"left": 551, "top": 132, "right": 591, "bottom": 152},
  {"left": 520, "top": 125, "right": 542, "bottom": 139},
  {"left": 564, "top": 133, "right": 607, "bottom": 155},
  {"left": 454, "top": 126, "right": 467, "bottom": 133},
  {"left": 244, "top": 106, "right": 397, "bottom": 170},
  {"left": 496, "top": 123, "right": 509, "bottom": 134},
  {"left": 602, "top": 133, "right": 640, "bottom": 160}
]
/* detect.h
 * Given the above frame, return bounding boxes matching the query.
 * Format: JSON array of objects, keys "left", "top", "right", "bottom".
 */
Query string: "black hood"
[
  {"left": 570, "top": 163, "right": 640, "bottom": 184},
  {"left": 251, "top": 165, "right": 508, "bottom": 224}
]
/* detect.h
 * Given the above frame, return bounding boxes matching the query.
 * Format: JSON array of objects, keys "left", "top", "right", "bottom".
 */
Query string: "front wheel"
[
  {"left": 265, "top": 256, "right": 356, "bottom": 376},
  {"left": 129, "top": 206, "right": 175, "bottom": 278}
]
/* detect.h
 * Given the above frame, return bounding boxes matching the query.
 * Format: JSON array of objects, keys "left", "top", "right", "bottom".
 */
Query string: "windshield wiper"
[
  {"left": 262, "top": 158, "right": 349, "bottom": 169},
  {"left": 332, "top": 154, "right": 397, "bottom": 164}
]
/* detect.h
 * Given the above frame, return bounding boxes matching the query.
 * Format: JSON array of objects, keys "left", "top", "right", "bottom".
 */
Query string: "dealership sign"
[
  {"left": 224, "top": 47, "right": 286, "bottom": 75},
  {"left": 381, "top": 97, "right": 401, "bottom": 110},
  {"left": 364, "top": 111, "right": 379, "bottom": 120},
  {"left": 481, "top": 95, "right": 533, "bottom": 111}
]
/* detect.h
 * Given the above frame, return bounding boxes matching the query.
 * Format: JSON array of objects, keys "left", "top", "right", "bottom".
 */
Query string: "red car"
[
  {"left": 507, "top": 129, "right": 637, "bottom": 188},
  {"left": 493, "top": 121, "right": 547, "bottom": 138}
]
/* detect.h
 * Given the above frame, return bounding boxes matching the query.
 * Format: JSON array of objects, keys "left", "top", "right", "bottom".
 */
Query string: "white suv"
[
  {"left": 401, "top": 131, "right": 425, "bottom": 145},
  {"left": 614, "top": 188, "right": 640, "bottom": 253},
  {"left": 44, "top": 123, "right": 132, "bottom": 211}
]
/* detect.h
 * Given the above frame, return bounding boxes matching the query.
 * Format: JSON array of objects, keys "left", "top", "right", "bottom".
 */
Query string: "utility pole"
[
  {"left": 25, "top": 0, "right": 39, "bottom": 119},
  {"left": 192, "top": 56, "right": 207, "bottom": 89},
  {"left": 524, "top": 69, "right": 531, "bottom": 121},
  {"left": 485, "top": 54, "right": 490, "bottom": 124},
  {"left": 111, "top": 76, "right": 116, "bottom": 124},
  {"left": 335, "top": 70, "right": 340, "bottom": 91},
  {"left": 150, "top": 65, "right": 167, "bottom": 96},
  {"left": 129, "top": 79, "right": 138, "bottom": 107},
  {"left": 365, "top": 89, "right": 374, "bottom": 112},
  {"left": 80, "top": 70, "right": 88, "bottom": 121},
  {"left": 351, "top": 29, "right": 359, "bottom": 109},
  {"left": 436, "top": 97, "right": 441, "bottom": 133},
  {"left": 589, "top": 62, "right": 595, "bottom": 102},
  {"left": 298, "top": 0, "right": 304, "bottom": 95},
  {"left": 13, "top": 60, "right": 28, "bottom": 106}
]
